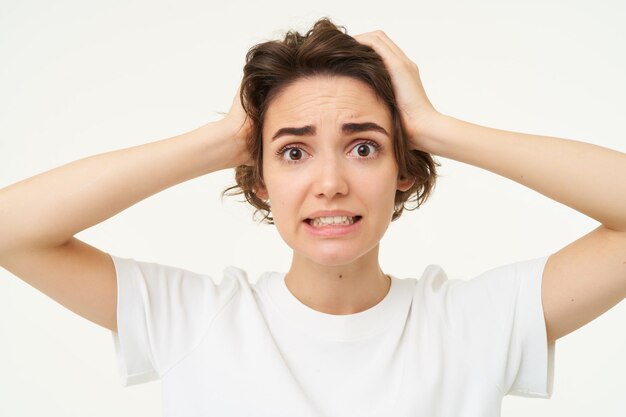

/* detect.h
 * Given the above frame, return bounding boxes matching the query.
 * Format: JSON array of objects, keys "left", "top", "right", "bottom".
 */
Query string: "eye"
[
  {"left": 349, "top": 141, "right": 380, "bottom": 158},
  {"left": 277, "top": 145, "right": 309, "bottom": 163}
]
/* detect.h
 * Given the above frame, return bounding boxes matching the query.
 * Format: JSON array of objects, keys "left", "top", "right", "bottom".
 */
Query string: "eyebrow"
[{"left": 271, "top": 122, "right": 390, "bottom": 141}]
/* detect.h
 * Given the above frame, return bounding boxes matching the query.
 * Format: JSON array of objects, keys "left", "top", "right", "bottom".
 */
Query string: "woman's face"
[{"left": 258, "top": 75, "right": 413, "bottom": 266}]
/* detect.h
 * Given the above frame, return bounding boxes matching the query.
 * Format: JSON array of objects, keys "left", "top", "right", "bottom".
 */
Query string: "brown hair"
[{"left": 223, "top": 17, "right": 438, "bottom": 224}]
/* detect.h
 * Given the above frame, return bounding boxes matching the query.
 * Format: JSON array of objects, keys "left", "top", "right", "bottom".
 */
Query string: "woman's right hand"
[
  {"left": 0, "top": 87, "right": 260, "bottom": 332},
  {"left": 219, "top": 88, "right": 254, "bottom": 168}
]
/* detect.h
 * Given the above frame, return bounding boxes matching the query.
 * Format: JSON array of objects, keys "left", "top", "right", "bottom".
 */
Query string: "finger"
[
  {"left": 355, "top": 32, "right": 405, "bottom": 70},
  {"left": 355, "top": 31, "right": 411, "bottom": 62}
]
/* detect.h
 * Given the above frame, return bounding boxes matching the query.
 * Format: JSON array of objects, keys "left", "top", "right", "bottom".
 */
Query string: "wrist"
[
  {"left": 416, "top": 113, "right": 467, "bottom": 158},
  {"left": 211, "top": 118, "right": 253, "bottom": 169},
  {"left": 178, "top": 121, "right": 234, "bottom": 173}
]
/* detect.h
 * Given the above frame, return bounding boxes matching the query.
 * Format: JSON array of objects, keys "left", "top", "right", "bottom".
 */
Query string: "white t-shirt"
[{"left": 110, "top": 254, "right": 555, "bottom": 417}]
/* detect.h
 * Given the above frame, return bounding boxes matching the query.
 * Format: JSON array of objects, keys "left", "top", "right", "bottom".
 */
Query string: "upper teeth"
[{"left": 310, "top": 216, "right": 356, "bottom": 226}]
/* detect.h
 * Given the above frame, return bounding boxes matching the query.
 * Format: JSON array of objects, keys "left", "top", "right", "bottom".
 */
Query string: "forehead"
[{"left": 263, "top": 75, "right": 392, "bottom": 133}]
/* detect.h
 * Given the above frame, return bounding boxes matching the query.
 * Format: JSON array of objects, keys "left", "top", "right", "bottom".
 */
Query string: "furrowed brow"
[
  {"left": 270, "top": 122, "right": 389, "bottom": 141},
  {"left": 342, "top": 122, "right": 389, "bottom": 137},
  {"left": 271, "top": 125, "right": 316, "bottom": 141}
]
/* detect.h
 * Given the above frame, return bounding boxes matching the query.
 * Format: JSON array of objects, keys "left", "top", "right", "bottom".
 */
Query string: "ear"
[
  {"left": 254, "top": 185, "right": 269, "bottom": 200},
  {"left": 396, "top": 175, "right": 415, "bottom": 192}
]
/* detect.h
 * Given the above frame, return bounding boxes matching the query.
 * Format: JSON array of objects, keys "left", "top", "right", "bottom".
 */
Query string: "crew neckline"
[{"left": 264, "top": 272, "right": 411, "bottom": 342}]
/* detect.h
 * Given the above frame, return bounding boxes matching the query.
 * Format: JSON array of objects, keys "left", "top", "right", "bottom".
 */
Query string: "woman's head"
[{"left": 224, "top": 17, "right": 438, "bottom": 224}]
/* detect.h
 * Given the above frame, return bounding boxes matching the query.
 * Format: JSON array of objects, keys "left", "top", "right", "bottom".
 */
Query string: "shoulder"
[
  {"left": 110, "top": 255, "right": 269, "bottom": 305},
  {"left": 405, "top": 256, "right": 549, "bottom": 308}
]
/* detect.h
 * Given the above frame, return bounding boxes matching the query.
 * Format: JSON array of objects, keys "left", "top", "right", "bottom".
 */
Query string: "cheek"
[
  {"left": 264, "top": 170, "right": 308, "bottom": 213},
  {"left": 356, "top": 166, "right": 399, "bottom": 200}
]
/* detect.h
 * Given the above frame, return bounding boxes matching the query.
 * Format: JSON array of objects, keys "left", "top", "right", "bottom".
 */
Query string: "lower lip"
[{"left": 303, "top": 218, "right": 362, "bottom": 237}]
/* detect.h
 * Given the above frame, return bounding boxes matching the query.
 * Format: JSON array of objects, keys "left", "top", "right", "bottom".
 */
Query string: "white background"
[{"left": 1, "top": 0, "right": 624, "bottom": 416}]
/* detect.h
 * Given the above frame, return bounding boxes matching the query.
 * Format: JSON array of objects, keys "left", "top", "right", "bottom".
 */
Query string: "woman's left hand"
[{"left": 354, "top": 31, "right": 442, "bottom": 152}]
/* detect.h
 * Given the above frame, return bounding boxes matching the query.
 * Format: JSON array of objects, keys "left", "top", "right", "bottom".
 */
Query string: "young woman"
[{"left": 0, "top": 18, "right": 624, "bottom": 417}]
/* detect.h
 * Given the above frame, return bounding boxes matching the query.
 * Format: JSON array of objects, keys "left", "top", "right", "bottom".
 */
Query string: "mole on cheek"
[{"left": 339, "top": 274, "right": 343, "bottom": 278}]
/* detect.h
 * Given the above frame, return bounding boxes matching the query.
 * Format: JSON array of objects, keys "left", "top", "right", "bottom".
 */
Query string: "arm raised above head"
[
  {"left": 356, "top": 30, "right": 626, "bottom": 344},
  {"left": 420, "top": 115, "right": 626, "bottom": 343},
  {"left": 0, "top": 92, "right": 252, "bottom": 331}
]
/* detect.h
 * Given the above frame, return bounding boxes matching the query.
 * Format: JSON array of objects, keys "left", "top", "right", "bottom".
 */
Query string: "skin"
[
  {"left": 256, "top": 75, "right": 414, "bottom": 315},
  {"left": 354, "top": 31, "right": 626, "bottom": 344},
  {"left": 0, "top": 28, "right": 622, "bottom": 347},
  {"left": 224, "top": 29, "right": 625, "bottom": 343}
]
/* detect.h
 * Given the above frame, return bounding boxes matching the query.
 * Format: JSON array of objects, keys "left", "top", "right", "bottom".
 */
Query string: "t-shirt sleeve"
[
  {"left": 447, "top": 255, "right": 555, "bottom": 399},
  {"left": 502, "top": 256, "right": 555, "bottom": 398},
  {"left": 109, "top": 254, "right": 239, "bottom": 387}
]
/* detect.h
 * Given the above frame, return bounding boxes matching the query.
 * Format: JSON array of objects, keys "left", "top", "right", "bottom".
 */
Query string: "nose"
[{"left": 311, "top": 155, "right": 349, "bottom": 199}]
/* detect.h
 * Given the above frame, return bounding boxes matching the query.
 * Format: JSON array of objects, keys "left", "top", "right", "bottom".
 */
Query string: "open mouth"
[{"left": 304, "top": 215, "right": 363, "bottom": 228}]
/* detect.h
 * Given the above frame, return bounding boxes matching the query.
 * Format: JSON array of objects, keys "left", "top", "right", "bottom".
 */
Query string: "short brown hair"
[{"left": 223, "top": 17, "right": 438, "bottom": 224}]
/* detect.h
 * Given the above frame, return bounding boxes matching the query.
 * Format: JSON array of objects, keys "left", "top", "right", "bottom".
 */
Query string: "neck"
[{"left": 284, "top": 245, "right": 391, "bottom": 315}]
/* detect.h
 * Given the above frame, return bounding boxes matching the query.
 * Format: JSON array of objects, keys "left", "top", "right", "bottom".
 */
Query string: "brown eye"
[
  {"left": 357, "top": 144, "right": 371, "bottom": 157},
  {"left": 349, "top": 141, "right": 379, "bottom": 158},
  {"left": 278, "top": 146, "right": 309, "bottom": 163},
  {"left": 288, "top": 148, "right": 303, "bottom": 160}
]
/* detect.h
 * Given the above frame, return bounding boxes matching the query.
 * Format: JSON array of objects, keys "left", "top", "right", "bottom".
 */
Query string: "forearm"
[
  {"left": 0, "top": 120, "right": 238, "bottom": 253},
  {"left": 422, "top": 114, "right": 626, "bottom": 232}
]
